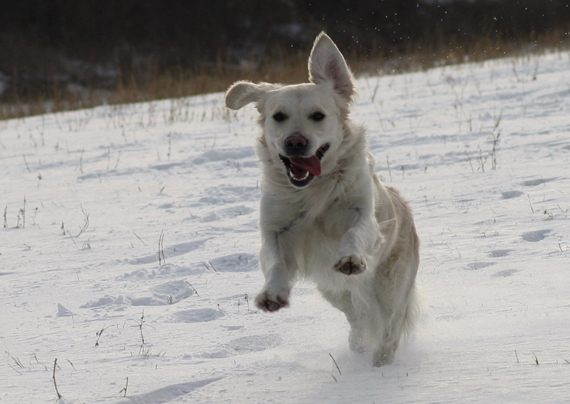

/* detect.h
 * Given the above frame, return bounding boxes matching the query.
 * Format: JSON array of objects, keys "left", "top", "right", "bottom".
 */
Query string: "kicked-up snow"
[{"left": 1, "top": 51, "right": 570, "bottom": 403}]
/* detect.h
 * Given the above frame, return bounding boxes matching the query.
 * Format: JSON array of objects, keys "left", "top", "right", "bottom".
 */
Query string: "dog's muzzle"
[{"left": 279, "top": 144, "right": 330, "bottom": 188}]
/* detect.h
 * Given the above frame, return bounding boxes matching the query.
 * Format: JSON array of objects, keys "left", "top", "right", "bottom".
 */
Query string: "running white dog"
[{"left": 225, "top": 32, "right": 419, "bottom": 366}]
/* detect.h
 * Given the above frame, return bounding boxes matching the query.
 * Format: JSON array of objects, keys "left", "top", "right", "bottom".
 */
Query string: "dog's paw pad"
[
  {"left": 334, "top": 255, "right": 366, "bottom": 275},
  {"left": 255, "top": 291, "right": 289, "bottom": 312}
]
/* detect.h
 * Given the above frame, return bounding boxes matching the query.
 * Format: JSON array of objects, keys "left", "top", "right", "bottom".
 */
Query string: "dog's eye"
[
  {"left": 273, "top": 112, "right": 287, "bottom": 122},
  {"left": 310, "top": 112, "right": 325, "bottom": 121}
]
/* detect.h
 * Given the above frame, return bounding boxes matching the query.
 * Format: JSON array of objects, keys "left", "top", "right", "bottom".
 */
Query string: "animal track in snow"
[
  {"left": 209, "top": 253, "right": 258, "bottom": 272},
  {"left": 189, "top": 334, "right": 281, "bottom": 359},
  {"left": 192, "top": 147, "right": 255, "bottom": 165},
  {"left": 81, "top": 280, "right": 194, "bottom": 308},
  {"left": 501, "top": 191, "right": 524, "bottom": 199},
  {"left": 128, "top": 239, "right": 208, "bottom": 265},
  {"left": 492, "top": 269, "right": 519, "bottom": 278},
  {"left": 199, "top": 205, "right": 254, "bottom": 223},
  {"left": 521, "top": 177, "right": 557, "bottom": 187},
  {"left": 488, "top": 249, "right": 513, "bottom": 258},
  {"left": 229, "top": 334, "right": 281, "bottom": 353},
  {"left": 465, "top": 262, "right": 495, "bottom": 271},
  {"left": 198, "top": 185, "right": 260, "bottom": 205},
  {"left": 522, "top": 229, "right": 551, "bottom": 242},
  {"left": 147, "top": 280, "right": 195, "bottom": 304},
  {"left": 172, "top": 308, "right": 223, "bottom": 323},
  {"left": 121, "top": 263, "right": 202, "bottom": 280}
]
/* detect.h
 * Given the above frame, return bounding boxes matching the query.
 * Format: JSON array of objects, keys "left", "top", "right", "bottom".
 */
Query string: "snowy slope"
[{"left": 1, "top": 51, "right": 570, "bottom": 404}]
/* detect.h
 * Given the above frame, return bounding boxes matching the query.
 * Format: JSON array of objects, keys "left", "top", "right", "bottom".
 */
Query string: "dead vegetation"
[{"left": 1, "top": 30, "right": 568, "bottom": 121}]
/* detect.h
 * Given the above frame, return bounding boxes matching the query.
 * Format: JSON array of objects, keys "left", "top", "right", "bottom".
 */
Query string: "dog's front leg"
[
  {"left": 334, "top": 207, "right": 379, "bottom": 275},
  {"left": 255, "top": 233, "right": 292, "bottom": 311},
  {"left": 334, "top": 173, "right": 383, "bottom": 275},
  {"left": 255, "top": 228, "right": 295, "bottom": 312},
  {"left": 254, "top": 194, "right": 299, "bottom": 312}
]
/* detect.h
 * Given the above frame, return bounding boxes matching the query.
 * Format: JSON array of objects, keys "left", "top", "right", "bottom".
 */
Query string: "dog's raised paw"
[
  {"left": 334, "top": 255, "right": 366, "bottom": 275},
  {"left": 255, "top": 291, "right": 289, "bottom": 312}
]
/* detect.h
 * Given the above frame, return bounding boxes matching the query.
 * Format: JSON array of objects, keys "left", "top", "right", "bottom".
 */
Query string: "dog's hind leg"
[
  {"left": 319, "top": 288, "right": 365, "bottom": 352},
  {"left": 372, "top": 305, "right": 411, "bottom": 366},
  {"left": 372, "top": 283, "right": 418, "bottom": 366},
  {"left": 372, "top": 316, "right": 402, "bottom": 366}
]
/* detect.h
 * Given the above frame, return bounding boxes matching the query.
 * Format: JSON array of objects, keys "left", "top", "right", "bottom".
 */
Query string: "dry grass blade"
[
  {"left": 53, "top": 358, "right": 62, "bottom": 400},
  {"left": 329, "top": 353, "right": 342, "bottom": 375}
]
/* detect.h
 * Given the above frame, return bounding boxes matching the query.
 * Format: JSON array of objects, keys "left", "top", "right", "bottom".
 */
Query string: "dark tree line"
[{"left": 0, "top": 0, "right": 568, "bottom": 96}]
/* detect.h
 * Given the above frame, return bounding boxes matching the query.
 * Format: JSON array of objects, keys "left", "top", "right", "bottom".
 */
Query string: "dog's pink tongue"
[{"left": 289, "top": 156, "right": 321, "bottom": 176}]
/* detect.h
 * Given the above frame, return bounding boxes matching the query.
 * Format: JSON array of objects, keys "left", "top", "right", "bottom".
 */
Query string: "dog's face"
[
  {"left": 260, "top": 84, "right": 340, "bottom": 187},
  {"left": 225, "top": 33, "right": 355, "bottom": 188}
]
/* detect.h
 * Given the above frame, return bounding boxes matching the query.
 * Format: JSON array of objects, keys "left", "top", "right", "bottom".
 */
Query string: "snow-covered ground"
[{"left": 1, "top": 50, "right": 569, "bottom": 404}]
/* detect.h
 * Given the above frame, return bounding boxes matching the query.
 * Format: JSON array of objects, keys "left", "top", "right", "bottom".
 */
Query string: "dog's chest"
[{"left": 283, "top": 198, "right": 349, "bottom": 270}]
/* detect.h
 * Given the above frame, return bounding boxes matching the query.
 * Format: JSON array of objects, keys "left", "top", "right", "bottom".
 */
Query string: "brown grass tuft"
[{"left": 1, "top": 31, "right": 568, "bottom": 121}]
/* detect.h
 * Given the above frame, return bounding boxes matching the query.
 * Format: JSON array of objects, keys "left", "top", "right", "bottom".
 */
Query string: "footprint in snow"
[
  {"left": 190, "top": 334, "right": 281, "bottom": 359},
  {"left": 192, "top": 147, "right": 255, "bottom": 165},
  {"left": 81, "top": 280, "right": 194, "bottom": 308},
  {"left": 144, "top": 280, "right": 195, "bottom": 305},
  {"left": 465, "top": 262, "right": 495, "bottom": 271},
  {"left": 209, "top": 253, "right": 258, "bottom": 272},
  {"left": 521, "top": 178, "right": 556, "bottom": 187},
  {"left": 521, "top": 229, "right": 551, "bottom": 242},
  {"left": 501, "top": 191, "right": 524, "bottom": 199},
  {"left": 492, "top": 269, "right": 519, "bottom": 278},
  {"left": 121, "top": 263, "right": 203, "bottom": 281},
  {"left": 198, "top": 185, "right": 260, "bottom": 205},
  {"left": 172, "top": 308, "right": 223, "bottom": 323},
  {"left": 127, "top": 239, "right": 208, "bottom": 265},
  {"left": 229, "top": 334, "right": 281, "bottom": 353},
  {"left": 199, "top": 205, "right": 254, "bottom": 223},
  {"left": 488, "top": 249, "right": 512, "bottom": 258}
]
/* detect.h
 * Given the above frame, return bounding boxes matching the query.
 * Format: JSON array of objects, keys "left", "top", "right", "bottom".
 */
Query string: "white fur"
[{"left": 225, "top": 32, "right": 419, "bottom": 366}]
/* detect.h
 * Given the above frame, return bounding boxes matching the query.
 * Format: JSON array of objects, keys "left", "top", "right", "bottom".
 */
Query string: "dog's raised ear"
[
  {"left": 308, "top": 32, "right": 355, "bottom": 102},
  {"left": 225, "top": 81, "right": 275, "bottom": 110}
]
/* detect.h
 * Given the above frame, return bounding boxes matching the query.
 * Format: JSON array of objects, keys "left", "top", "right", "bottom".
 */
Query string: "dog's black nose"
[{"left": 283, "top": 134, "right": 309, "bottom": 156}]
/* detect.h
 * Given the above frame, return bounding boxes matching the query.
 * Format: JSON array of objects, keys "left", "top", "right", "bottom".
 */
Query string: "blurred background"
[{"left": 1, "top": 0, "right": 569, "bottom": 118}]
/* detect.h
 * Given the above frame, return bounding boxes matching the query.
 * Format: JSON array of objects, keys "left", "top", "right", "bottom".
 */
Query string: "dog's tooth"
[{"left": 289, "top": 169, "right": 309, "bottom": 181}]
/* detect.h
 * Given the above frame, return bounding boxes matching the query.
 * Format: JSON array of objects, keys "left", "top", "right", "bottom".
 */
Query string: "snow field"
[{"left": 1, "top": 50, "right": 570, "bottom": 403}]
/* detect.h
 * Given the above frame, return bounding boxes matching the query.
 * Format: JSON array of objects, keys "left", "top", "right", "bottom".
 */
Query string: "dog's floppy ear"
[
  {"left": 308, "top": 32, "right": 355, "bottom": 102},
  {"left": 225, "top": 81, "right": 274, "bottom": 110}
]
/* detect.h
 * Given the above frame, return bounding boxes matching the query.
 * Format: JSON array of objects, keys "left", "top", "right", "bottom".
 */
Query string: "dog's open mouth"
[{"left": 279, "top": 144, "right": 330, "bottom": 187}]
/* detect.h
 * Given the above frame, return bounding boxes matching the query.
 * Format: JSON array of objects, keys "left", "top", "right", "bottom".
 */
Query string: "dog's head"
[{"left": 225, "top": 32, "right": 355, "bottom": 188}]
